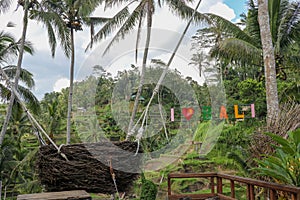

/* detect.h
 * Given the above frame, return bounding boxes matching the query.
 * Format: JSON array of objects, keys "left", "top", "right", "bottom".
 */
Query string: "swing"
[
  {"left": 1, "top": 0, "right": 203, "bottom": 195},
  {"left": 0, "top": 66, "right": 142, "bottom": 194}
]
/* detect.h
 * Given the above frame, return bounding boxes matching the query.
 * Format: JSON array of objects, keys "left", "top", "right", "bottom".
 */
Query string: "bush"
[{"left": 140, "top": 173, "right": 158, "bottom": 200}]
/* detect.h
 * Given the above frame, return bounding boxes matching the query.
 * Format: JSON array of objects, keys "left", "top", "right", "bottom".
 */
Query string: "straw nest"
[{"left": 36, "top": 141, "right": 143, "bottom": 194}]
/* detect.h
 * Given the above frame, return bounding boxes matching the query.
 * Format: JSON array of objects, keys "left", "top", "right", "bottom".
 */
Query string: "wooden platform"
[{"left": 17, "top": 190, "right": 91, "bottom": 200}]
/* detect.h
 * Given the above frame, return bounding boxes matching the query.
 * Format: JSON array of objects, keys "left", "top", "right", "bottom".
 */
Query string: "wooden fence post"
[
  {"left": 230, "top": 180, "right": 235, "bottom": 198},
  {"left": 217, "top": 177, "right": 223, "bottom": 194}
]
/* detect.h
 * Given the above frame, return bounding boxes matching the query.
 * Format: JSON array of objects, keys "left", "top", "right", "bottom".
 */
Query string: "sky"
[{"left": 0, "top": 0, "right": 248, "bottom": 100}]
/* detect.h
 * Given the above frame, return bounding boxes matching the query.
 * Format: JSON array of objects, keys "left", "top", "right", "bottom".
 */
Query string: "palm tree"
[
  {"left": 0, "top": 66, "right": 39, "bottom": 107},
  {"left": 201, "top": 0, "right": 300, "bottom": 126},
  {"left": 0, "top": 64, "right": 40, "bottom": 143},
  {"left": 0, "top": 31, "right": 33, "bottom": 64},
  {"left": 40, "top": 0, "right": 106, "bottom": 144},
  {"left": 257, "top": 0, "right": 279, "bottom": 126},
  {"left": 0, "top": 0, "right": 71, "bottom": 146},
  {"left": 0, "top": 30, "right": 38, "bottom": 145},
  {"left": 0, "top": 103, "right": 41, "bottom": 197},
  {"left": 40, "top": 92, "right": 66, "bottom": 144},
  {"left": 89, "top": 0, "right": 208, "bottom": 138}
]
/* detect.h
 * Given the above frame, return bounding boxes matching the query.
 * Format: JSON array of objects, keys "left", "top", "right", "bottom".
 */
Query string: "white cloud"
[
  {"left": 53, "top": 78, "right": 69, "bottom": 92},
  {"left": 208, "top": 2, "right": 236, "bottom": 21}
]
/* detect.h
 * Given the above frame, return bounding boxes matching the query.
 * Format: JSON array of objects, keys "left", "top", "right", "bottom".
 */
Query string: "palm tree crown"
[{"left": 208, "top": 0, "right": 300, "bottom": 73}]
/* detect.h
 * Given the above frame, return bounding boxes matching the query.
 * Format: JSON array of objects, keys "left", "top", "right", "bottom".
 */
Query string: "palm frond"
[
  {"left": 102, "top": 1, "right": 145, "bottom": 56},
  {"left": 243, "top": 1, "right": 261, "bottom": 43},
  {"left": 16, "top": 86, "right": 40, "bottom": 114},
  {"left": 164, "top": 0, "right": 209, "bottom": 25},
  {"left": 30, "top": 10, "right": 71, "bottom": 57},
  {"left": 0, "top": 31, "right": 15, "bottom": 44},
  {"left": 210, "top": 38, "right": 262, "bottom": 66},
  {"left": 40, "top": 0, "right": 65, "bottom": 14},
  {"left": 74, "top": 0, "right": 103, "bottom": 17},
  {"left": 0, "top": 31, "right": 18, "bottom": 62},
  {"left": 104, "top": 0, "right": 131, "bottom": 10},
  {"left": 83, "top": 16, "right": 111, "bottom": 26},
  {"left": 151, "top": 59, "right": 167, "bottom": 67},
  {"left": 30, "top": 10, "right": 57, "bottom": 57},
  {"left": 86, "top": 5, "right": 130, "bottom": 50},
  {"left": 276, "top": 1, "right": 300, "bottom": 52},
  {"left": 0, "top": 32, "right": 34, "bottom": 64},
  {"left": 23, "top": 41, "right": 34, "bottom": 55},
  {"left": 268, "top": 0, "right": 281, "bottom": 42},
  {"left": 83, "top": 16, "right": 111, "bottom": 48},
  {"left": 3, "top": 65, "right": 35, "bottom": 88},
  {"left": 0, "top": 84, "right": 10, "bottom": 100},
  {"left": 206, "top": 13, "right": 260, "bottom": 49}
]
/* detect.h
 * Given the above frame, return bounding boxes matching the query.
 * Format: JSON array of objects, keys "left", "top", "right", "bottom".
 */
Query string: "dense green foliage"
[
  {"left": 254, "top": 130, "right": 300, "bottom": 186},
  {"left": 140, "top": 173, "right": 158, "bottom": 200},
  {"left": 0, "top": 0, "right": 300, "bottom": 199}
]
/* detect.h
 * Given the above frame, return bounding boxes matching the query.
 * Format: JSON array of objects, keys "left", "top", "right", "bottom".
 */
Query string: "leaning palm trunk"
[
  {"left": 127, "top": 3, "right": 153, "bottom": 138},
  {"left": 0, "top": 65, "right": 68, "bottom": 161},
  {"left": 130, "top": 0, "right": 203, "bottom": 143},
  {"left": 257, "top": 0, "right": 279, "bottom": 127},
  {"left": 0, "top": 6, "right": 28, "bottom": 146},
  {"left": 66, "top": 28, "right": 75, "bottom": 144}
]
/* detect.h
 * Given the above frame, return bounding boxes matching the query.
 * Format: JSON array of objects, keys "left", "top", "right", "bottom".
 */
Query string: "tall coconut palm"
[
  {"left": 88, "top": 0, "right": 208, "bottom": 138},
  {"left": 0, "top": 0, "right": 77, "bottom": 145},
  {"left": 0, "top": 29, "right": 38, "bottom": 146},
  {"left": 257, "top": 0, "right": 279, "bottom": 126},
  {"left": 40, "top": 0, "right": 107, "bottom": 144},
  {"left": 202, "top": 0, "right": 300, "bottom": 126},
  {"left": 0, "top": 0, "right": 34, "bottom": 146}
]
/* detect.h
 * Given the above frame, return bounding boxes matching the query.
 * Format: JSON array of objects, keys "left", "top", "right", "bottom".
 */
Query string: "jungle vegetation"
[{"left": 0, "top": 0, "right": 299, "bottom": 199}]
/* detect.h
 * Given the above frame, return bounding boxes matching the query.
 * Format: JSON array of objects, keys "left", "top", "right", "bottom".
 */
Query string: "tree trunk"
[
  {"left": 66, "top": 28, "right": 75, "bottom": 144},
  {"left": 257, "top": 0, "right": 279, "bottom": 127},
  {"left": 0, "top": 7, "right": 28, "bottom": 146},
  {"left": 126, "top": 2, "right": 153, "bottom": 139}
]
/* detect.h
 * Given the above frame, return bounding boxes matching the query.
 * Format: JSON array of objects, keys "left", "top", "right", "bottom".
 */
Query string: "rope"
[
  {"left": 0, "top": 67, "right": 68, "bottom": 161},
  {"left": 108, "top": 159, "right": 120, "bottom": 198},
  {"left": 126, "top": 109, "right": 146, "bottom": 140},
  {"left": 26, "top": 108, "right": 46, "bottom": 145},
  {"left": 132, "top": 0, "right": 203, "bottom": 153},
  {"left": 158, "top": 91, "right": 168, "bottom": 141}
]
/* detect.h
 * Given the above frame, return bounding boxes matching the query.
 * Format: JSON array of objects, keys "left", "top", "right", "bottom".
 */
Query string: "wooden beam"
[
  {"left": 218, "top": 173, "right": 300, "bottom": 193},
  {"left": 168, "top": 193, "right": 216, "bottom": 200},
  {"left": 17, "top": 190, "right": 91, "bottom": 200},
  {"left": 218, "top": 193, "right": 237, "bottom": 200}
]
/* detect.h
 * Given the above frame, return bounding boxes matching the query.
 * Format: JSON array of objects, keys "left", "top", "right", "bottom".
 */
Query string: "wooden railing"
[{"left": 168, "top": 173, "right": 300, "bottom": 200}]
